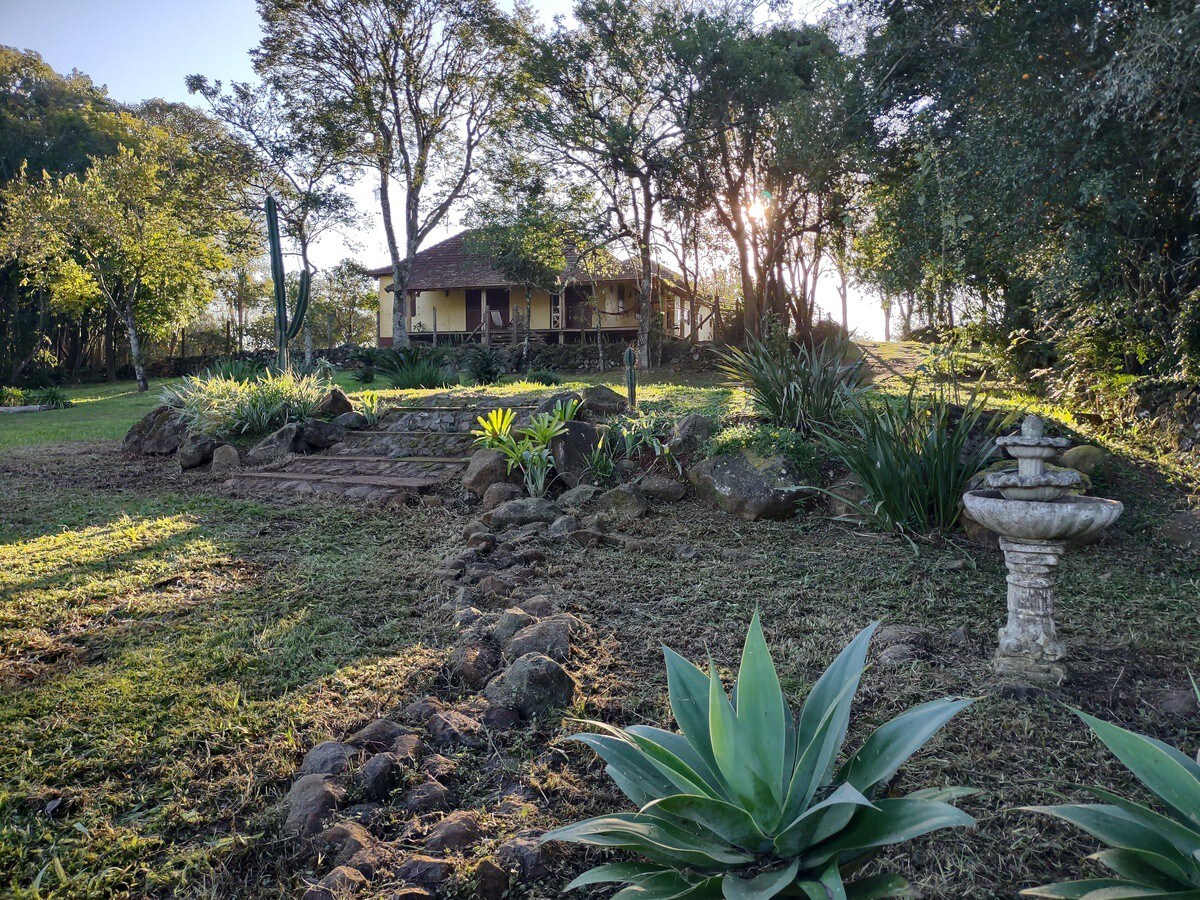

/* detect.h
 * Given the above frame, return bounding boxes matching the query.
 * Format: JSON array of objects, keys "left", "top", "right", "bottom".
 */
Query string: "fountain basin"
[{"left": 962, "top": 490, "right": 1123, "bottom": 543}]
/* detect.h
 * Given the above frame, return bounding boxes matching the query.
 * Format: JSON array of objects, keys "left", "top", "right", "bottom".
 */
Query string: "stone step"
[
  {"left": 229, "top": 471, "right": 443, "bottom": 492},
  {"left": 298, "top": 454, "right": 470, "bottom": 465}
]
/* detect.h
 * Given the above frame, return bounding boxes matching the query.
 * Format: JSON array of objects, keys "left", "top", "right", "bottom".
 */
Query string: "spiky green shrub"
[
  {"left": 204, "top": 357, "right": 264, "bottom": 383},
  {"left": 378, "top": 346, "right": 453, "bottom": 390},
  {"left": 715, "top": 335, "right": 869, "bottom": 435},
  {"left": 464, "top": 345, "right": 505, "bottom": 386},
  {"left": 162, "top": 370, "right": 327, "bottom": 436},
  {"left": 543, "top": 616, "right": 975, "bottom": 898},
  {"left": 816, "top": 384, "right": 1006, "bottom": 535},
  {"left": 1022, "top": 703, "right": 1200, "bottom": 899},
  {"left": 706, "top": 423, "right": 822, "bottom": 482},
  {"left": 525, "top": 368, "right": 562, "bottom": 385},
  {"left": 357, "top": 390, "right": 386, "bottom": 426},
  {"left": 30, "top": 386, "right": 70, "bottom": 409}
]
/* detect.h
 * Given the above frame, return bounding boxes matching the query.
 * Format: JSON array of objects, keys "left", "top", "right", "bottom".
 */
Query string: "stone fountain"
[{"left": 963, "top": 415, "right": 1124, "bottom": 682}]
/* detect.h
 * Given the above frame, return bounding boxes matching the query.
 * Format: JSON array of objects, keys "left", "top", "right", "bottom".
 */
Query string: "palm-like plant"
[
  {"left": 715, "top": 335, "right": 869, "bottom": 436},
  {"left": 1022, "top": 703, "right": 1200, "bottom": 899},
  {"left": 543, "top": 615, "right": 975, "bottom": 899}
]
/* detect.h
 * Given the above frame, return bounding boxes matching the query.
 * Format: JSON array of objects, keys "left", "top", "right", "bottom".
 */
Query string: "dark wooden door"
[
  {"left": 465, "top": 289, "right": 482, "bottom": 331},
  {"left": 487, "top": 288, "right": 511, "bottom": 327},
  {"left": 566, "top": 285, "right": 593, "bottom": 329}
]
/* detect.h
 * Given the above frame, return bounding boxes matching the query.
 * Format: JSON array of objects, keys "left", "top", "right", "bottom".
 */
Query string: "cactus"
[
  {"left": 266, "top": 195, "right": 310, "bottom": 370},
  {"left": 624, "top": 344, "right": 637, "bottom": 408}
]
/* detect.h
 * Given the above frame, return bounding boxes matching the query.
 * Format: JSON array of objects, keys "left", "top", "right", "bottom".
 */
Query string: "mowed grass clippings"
[{"left": 0, "top": 447, "right": 457, "bottom": 898}]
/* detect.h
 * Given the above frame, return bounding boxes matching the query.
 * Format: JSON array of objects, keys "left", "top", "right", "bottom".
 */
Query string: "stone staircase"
[{"left": 227, "top": 399, "right": 536, "bottom": 503}]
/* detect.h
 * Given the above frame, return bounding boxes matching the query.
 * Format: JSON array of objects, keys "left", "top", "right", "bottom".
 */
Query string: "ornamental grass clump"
[
  {"left": 1022, "top": 700, "right": 1200, "bottom": 899},
  {"left": 816, "top": 383, "right": 1006, "bottom": 535},
  {"left": 543, "top": 614, "right": 976, "bottom": 898},
  {"left": 377, "top": 346, "right": 453, "bottom": 390},
  {"left": 162, "top": 370, "right": 327, "bottom": 437},
  {"left": 716, "top": 334, "right": 869, "bottom": 436}
]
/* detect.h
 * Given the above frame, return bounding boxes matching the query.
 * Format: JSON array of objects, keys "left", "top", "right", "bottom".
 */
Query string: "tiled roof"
[{"left": 368, "top": 230, "right": 679, "bottom": 291}]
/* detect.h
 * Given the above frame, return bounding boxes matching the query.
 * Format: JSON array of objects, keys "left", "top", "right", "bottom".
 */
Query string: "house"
[{"left": 369, "top": 230, "right": 714, "bottom": 346}]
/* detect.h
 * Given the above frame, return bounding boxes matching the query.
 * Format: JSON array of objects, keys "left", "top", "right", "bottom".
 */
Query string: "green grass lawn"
[{"left": 0, "top": 382, "right": 174, "bottom": 451}]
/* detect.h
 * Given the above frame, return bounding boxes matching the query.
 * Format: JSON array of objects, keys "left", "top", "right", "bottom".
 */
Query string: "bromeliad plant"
[
  {"left": 543, "top": 615, "right": 975, "bottom": 898},
  {"left": 471, "top": 408, "right": 568, "bottom": 498},
  {"left": 1022, "top": 701, "right": 1200, "bottom": 899}
]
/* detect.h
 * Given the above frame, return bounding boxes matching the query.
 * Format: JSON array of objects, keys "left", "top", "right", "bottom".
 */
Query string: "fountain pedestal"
[
  {"left": 962, "top": 415, "right": 1123, "bottom": 684},
  {"left": 996, "top": 538, "right": 1067, "bottom": 681}
]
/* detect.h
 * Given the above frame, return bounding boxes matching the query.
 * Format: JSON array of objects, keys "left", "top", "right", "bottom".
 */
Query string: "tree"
[
  {"left": 310, "top": 259, "right": 377, "bottom": 346},
  {"left": 0, "top": 116, "right": 228, "bottom": 390},
  {"left": 254, "top": 0, "right": 515, "bottom": 349},
  {"left": 527, "top": 0, "right": 684, "bottom": 368},
  {"left": 468, "top": 149, "right": 592, "bottom": 367}
]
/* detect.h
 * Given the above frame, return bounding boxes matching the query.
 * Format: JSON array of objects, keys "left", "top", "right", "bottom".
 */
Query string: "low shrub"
[
  {"left": 0, "top": 386, "right": 27, "bottom": 407},
  {"left": 378, "top": 346, "right": 453, "bottom": 390},
  {"left": 205, "top": 356, "right": 264, "bottom": 383},
  {"left": 715, "top": 334, "right": 869, "bottom": 435},
  {"left": 816, "top": 383, "right": 1007, "bottom": 535},
  {"left": 357, "top": 390, "right": 386, "bottom": 425},
  {"left": 162, "top": 370, "right": 329, "bottom": 437},
  {"left": 543, "top": 614, "right": 975, "bottom": 897},
  {"left": 30, "top": 386, "right": 71, "bottom": 410},
  {"left": 464, "top": 346, "right": 506, "bottom": 386},
  {"left": 706, "top": 423, "right": 822, "bottom": 481},
  {"left": 523, "top": 368, "right": 562, "bottom": 385}
]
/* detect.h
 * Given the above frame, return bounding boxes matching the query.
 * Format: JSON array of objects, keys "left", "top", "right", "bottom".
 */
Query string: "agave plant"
[
  {"left": 1022, "top": 703, "right": 1200, "bottom": 899},
  {"left": 543, "top": 616, "right": 975, "bottom": 898}
]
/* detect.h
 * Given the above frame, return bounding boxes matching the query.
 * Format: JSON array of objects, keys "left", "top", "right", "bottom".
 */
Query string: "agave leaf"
[
  {"left": 1090, "top": 849, "right": 1194, "bottom": 891},
  {"left": 647, "top": 794, "right": 767, "bottom": 851},
  {"left": 543, "top": 813, "right": 755, "bottom": 868},
  {"left": 802, "top": 798, "right": 975, "bottom": 868},
  {"left": 628, "top": 725, "right": 728, "bottom": 797},
  {"left": 775, "top": 782, "right": 877, "bottom": 856},
  {"left": 1076, "top": 788, "right": 1200, "bottom": 878},
  {"left": 840, "top": 699, "right": 974, "bottom": 798},
  {"left": 586, "top": 721, "right": 715, "bottom": 798},
  {"left": 733, "top": 610, "right": 788, "bottom": 801},
  {"left": 1076, "top": 710, "right": 1200, "bottom": 831},
  {"left": 786, "top": 624, "right": 879, "bottom": 822},
  {"left": 1023, "top": 804, "right": 1195, "bottom": 881},
  {"left": 565, "top": 862, "right": 670, "bottom": 890},
  {"left": 613, "top": 873, "right": 725, "bottom": 899},
  {"left": 571, "top": 733, "right": 677, "bottom": 803},
  {"left": 1020, "top": 880, "right": 1181, "bottom": 898},
  {"left": 790, "top": 862, "right": 848, "bottom": 900},
  {"left": 904, "top": 786, "right": 979, "bottom": 803},
  {"left": 665, "top": 647, "right": 723, "bottom": 779},
  {"left": 845, "top": 873, "right": 913, "bottom": 898},
  {"left": 721, "top": 859, "right": 800, "bottom": 899},
  {"left": 708, "top": 660, "right": 782, "bottom": 829}
]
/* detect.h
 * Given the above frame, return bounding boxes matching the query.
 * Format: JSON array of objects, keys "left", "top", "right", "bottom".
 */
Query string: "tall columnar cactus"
[
  {"left": 624, "top": 344, "right": 637, "bottom": 408},
  {"left": 266, "top": 195, "right": 309, "bottom": 370}
]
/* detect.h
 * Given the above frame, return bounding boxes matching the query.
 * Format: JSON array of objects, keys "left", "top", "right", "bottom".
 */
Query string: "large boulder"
[
  {"left": 210, "top": 443, "right": 241, "bottom": 474},
  {"left": 548, "top": 420, "right": 601, "bottom": 488},
  {"left": 482, "top": 653, "right": 576, "bottom": 721},
  {"left": 483, "top": 497, "right": 560, "bottom": 530},
  {"left": 312, "top": 387, "right": 354, "bottom": 419},
  {"left": 580, "top": 384, "right": 628, "bottom": 419},
  {"left": 536, "top": 390, "right": 583, "bottom": 416},
  {"left": 482, "top": 482, "right": 522, "bottom": 512},
  {"left": 247, "top": 422, "right": 305, "bottom": 464},
  {"left": 302, "top": 418, "right": 346, "bottom": 450},
  {"left": 333, "top": 411, "right": 369, "bottom": 430},
  {"left": 595, "top": 484, "right": 650, "bottom": 521},
  {"left": 688, "top": 453, "right": 807, "bottom": 520},
  {"left": 125, "top": 405, "right": 188, "bottom": 455},
  {"left": 1060, "top": 444, "right": 1115, "bottom": 479},
  {"left": 177, "top": 432, "right": 218, "bottom": 470},
  {"left": 463, "top": 449, "right": 518, "bottom": 498},
  {"left": 639, "top": 475, "right": 687, "bottom": 503},
  {"left": 669, "top": 414, "right": 716, "bottom": 454}
]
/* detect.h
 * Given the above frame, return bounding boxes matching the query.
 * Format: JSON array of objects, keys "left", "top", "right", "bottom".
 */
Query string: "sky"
[{"left": 0, "top": 0, "right": 885, "bottom": 338}]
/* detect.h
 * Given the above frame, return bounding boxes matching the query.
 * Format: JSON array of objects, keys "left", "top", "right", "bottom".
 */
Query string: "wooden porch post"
[
  {"left": 482, "top": 292, "right": 491, "bottom": 345},
  {"left": 432, "top": 307, "right": 438, "bottom": 346}
]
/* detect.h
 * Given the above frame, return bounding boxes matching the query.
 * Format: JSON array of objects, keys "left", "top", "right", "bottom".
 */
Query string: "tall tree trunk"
[
  {"left": 304, "top": 320, "right": 313, "bottom": 367},
  {"left": 523, "top": 284, "right": 533, "bottom": 370},
  {"left": 105, "top": 308, "right": 117, "bottom": 382},
  {"left": 123, "top": 304, "right": 148, "bottom": 392},
  {"left": 378, "top": 170, "right": 410, "bottom": 348}
]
